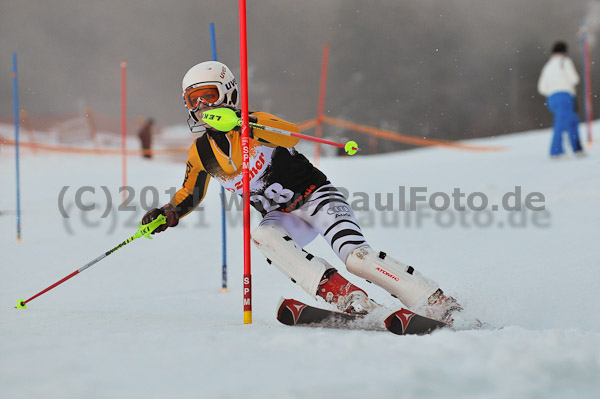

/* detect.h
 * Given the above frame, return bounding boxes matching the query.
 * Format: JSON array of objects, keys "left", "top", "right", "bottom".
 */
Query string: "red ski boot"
[{"left": 317, "top": 269, "right": 375, "bottom": 314}]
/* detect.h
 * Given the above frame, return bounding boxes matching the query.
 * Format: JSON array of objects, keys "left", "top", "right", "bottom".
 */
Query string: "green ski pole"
[
  {"left": 15, "top": 215, "right": 166, "bottom": 309},
  {"left": 202, "top": 108, "right": 359, "bottom": 155}
]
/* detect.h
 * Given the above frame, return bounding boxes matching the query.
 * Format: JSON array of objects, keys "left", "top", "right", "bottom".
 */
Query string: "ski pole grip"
[
  {"left": 201, "top": 108, "right": 240, "bottom": 132},
  {"left": 137, "top": 214, "right": 167, "bottom": 239}
]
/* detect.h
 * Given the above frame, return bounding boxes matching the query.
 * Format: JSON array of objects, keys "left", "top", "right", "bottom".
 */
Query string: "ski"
[
  {"left": 276, "top": 297, "right": 448, "bottom": 335},
  {"left": 383, "top": 308, "right": 447, "bottom": 335},
  {"left": 276, "top": 297, "right": 374, "bottom": 330}
]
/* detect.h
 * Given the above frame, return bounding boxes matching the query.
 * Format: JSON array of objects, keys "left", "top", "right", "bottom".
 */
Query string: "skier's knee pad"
[
  {"left": 252, "top": 225, "right": 331, "bottom": 297},
  {"left": 345, "top": 247, "right": 438, "bottom": 309}
]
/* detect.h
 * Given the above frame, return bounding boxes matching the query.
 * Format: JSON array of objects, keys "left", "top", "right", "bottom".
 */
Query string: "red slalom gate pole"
[
  {"left": 313, "top": 44, "right": 329, "bottom": 166},
  {"left": 121, "top": 59, "right": 128, "bottom": 203},
  {"left": 239, "top": 0, "right": 252, "bottom": 324}
]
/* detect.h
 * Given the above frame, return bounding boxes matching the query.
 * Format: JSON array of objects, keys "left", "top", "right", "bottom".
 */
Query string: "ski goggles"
[
  {"left": 182, "top": 77, "right": 236, "bottom": 112},
  {"left": 183, "top": 84, "right": 221, "bottom": 111}
]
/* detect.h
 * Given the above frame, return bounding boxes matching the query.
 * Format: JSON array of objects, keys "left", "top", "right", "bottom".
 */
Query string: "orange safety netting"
[
  {"left": 0, "top": 139, "right": 188, "bottom": 155},
  {"left": 319, "top": 116, "right": 505, "bottom": 152},
  {"left": 1, "top": 114, "right": 505, "bottom": 154}
]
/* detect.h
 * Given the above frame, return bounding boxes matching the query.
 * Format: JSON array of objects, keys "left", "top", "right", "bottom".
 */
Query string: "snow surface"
[{"left": 1, "top": 126, "right": 600, "bottom": 398}]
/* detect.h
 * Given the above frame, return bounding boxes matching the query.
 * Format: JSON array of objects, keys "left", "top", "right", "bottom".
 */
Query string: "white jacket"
[{"left": 537, "top": 54, "right": 580, "bottom": 97}]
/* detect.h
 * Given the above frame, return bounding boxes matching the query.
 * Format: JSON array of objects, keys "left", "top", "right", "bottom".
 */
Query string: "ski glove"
[{"left": 142, "top": 204, "right": 179, "bottom": 234}]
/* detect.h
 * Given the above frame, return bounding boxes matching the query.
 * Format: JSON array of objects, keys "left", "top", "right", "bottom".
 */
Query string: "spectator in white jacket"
[{"left": 537, "top": 41, "right": 584, "bottom": 157}]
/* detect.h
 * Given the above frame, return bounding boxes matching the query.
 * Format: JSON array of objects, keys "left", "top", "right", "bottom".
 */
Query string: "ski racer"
[{"left": 141, "top": 61, "right": 461, "bottom": 323}]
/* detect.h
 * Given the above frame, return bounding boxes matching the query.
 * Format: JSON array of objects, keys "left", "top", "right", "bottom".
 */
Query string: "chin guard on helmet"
[{"left": 187, "top": 113, "right": 207, "bottom": 134}]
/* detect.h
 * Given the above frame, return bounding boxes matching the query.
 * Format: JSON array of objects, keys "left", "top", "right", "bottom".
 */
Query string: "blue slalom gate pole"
[
  {"left": 13, "top": 53, "right": 22, "bottom": 242},
  {"left": 210, "top": 23, "right": 228, "bottom": 292}
]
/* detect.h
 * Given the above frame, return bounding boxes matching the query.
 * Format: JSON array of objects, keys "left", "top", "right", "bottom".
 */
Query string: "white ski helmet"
[{"left": 182, "top": 61, "right": 238, "bottom": 115}]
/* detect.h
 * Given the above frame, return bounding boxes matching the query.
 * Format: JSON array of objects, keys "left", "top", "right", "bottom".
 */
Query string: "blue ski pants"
[{"left": 546, "top": 92, "right": 582, "bottom": 156}]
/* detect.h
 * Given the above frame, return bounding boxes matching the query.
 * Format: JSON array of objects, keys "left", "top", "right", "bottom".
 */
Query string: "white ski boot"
[
  {"left": 416, "top": 289, "right": 463, "bottom": 324},
  {"left": 346, "top": 247, "right": 462, "bottom": 323}
]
